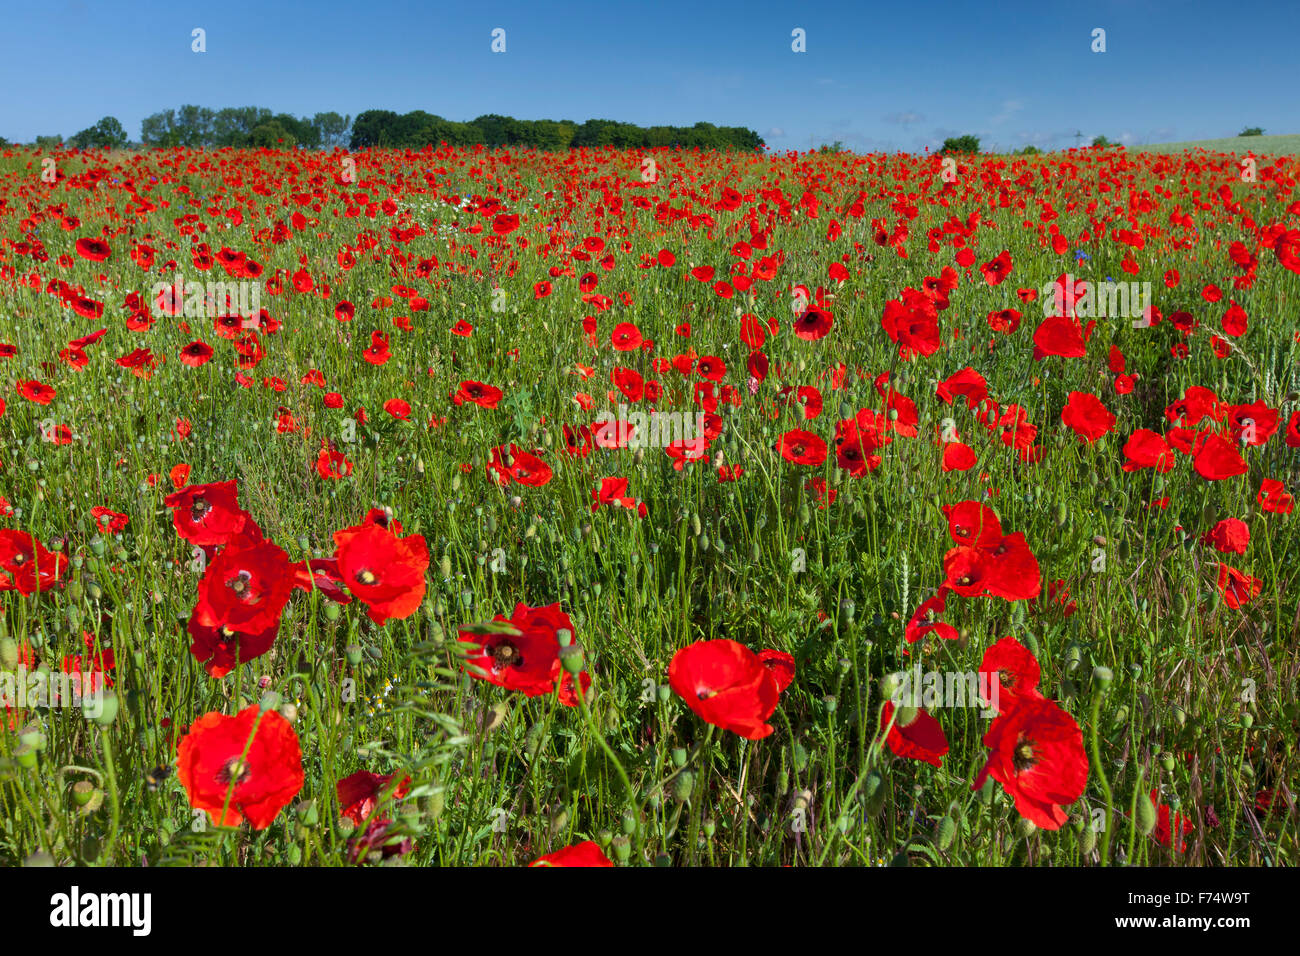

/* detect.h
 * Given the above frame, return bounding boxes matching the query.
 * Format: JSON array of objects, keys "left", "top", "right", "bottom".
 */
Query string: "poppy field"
[{"left": 0, "top": 142, "right": 1297, "bottom": 868}]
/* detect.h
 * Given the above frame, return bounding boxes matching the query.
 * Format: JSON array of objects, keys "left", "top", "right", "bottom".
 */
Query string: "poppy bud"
[
  {"left": 672, "top": 747, "right": 687, "bottom": 768},
  {"left": 621, "top": 809, "right": 638, "bottom": 835},
  {"left": 1241, "top": 712, "right": 1253, "bottom": 730},
  {"left": 0, "top": 637, "right": 16, "bottom": 670},
  {"left": 280, "top": 702, "right": 299, "bottom": 724},
  {"left": 863, "top": 771, "right": 887, "bottom": 817},
  {"left": 1092, "top": 666, "right": 1114, "bottom": 691},
  {"left": 259, "top": 690, "right": 282, "bottom": 713},
  {"left": 936, "top": 815, "right": 957, "bottom": 850},
  {"left": 697, "top": 533, "right": 710, "bottom": 551},
  {"left": 324, "top": 602, "right": 341, "bottom": 621},
  {"left": 879, "top": 671, "right": 905, "bottom": 700},
  {"left": 894, "top": 705, "right": 919, "bottom": 728},
  {"left": 703, "top": 818, "right": 716, "bottom": 838},
  {"left": 1135, "top": 791, "right": 1157, "bottom": 835},
  {"left": 14, "top": 743, "right": 37, "bottom": 770},
  {"left": 1079, "top": 826, "right": 1097, "bottom": 856},
  {"left": 91, "top": 691, "right": 119, "bottom": 726},
  {"left": 656, "top": 684, "right": 670, "bottom": 703},
  {"left": 690, "top": 512, "right": 701, "bottom": 536},
  {"left": 1015, "top": 817, "right": 1038, "bottom": 839}
]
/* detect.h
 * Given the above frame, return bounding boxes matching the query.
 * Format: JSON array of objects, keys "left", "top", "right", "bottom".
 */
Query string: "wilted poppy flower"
[
  {"left": 333, "top": 521, "right": 429, "bottom": 625},
  {"left": 176, "top": 706, "right": 304, "bottom": 830},
  {"left": 1216, "top": 563, "right": 1262, "bottom": 608},
  {"left": 337, "top": 771, "right": 412, "bottom": 826},
  {"left": 668, "top": 639, "right": 779, "bottom": 740}
]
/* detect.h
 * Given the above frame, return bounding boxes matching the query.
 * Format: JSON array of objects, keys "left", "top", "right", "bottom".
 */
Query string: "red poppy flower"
[
  {"left": 453, "top": 380, "right": 503, "bottom": 409},
  {"left": 1061, "top": 391, "right": 1116, "bottom": 442},
  {"left": 1149, "top": 789, "right": 1194, "bottom": 852},
  {"left": 881, "top": 700, "right": 948, "bottom": 767},
  {"left": 176, "top": 706, "right": 303, "bottom": 830},
  {"left": 793, "top": 305, "right": 834, "bottom": 341},
  {"left": 0, "top": 530, "right": 69, "bottom": 594},
  {"left": 1192, "top": 432, "right": 1247, "bottom": 481},
  {"left": 383, "top": 398, "right": 411, "bottom": 420},
  {"left": 333, "top": 522, "right": 429, "bottom": 625},
  {"left": 164, "top": 480, "right": 261, "bottom": 547},
  {"left": 757, "top": 649, "right": 796, "bottom": 693},
  {"left": 777, "top": 428, "right": 827, "bottom": 466},
  {"left": 980, "top": 250, "right": 1013, "bottom": 285},
  {"left": 530, "top": 840, "right": 614, "bottom": 867},
  {"left": 1202, "top": 518, "right": 1250, "bottom": 554},
  {"left": 458, "top": 603, "right": 584, "bottom": 701},
  {"left": 191, "top": 535, "right": 294, "bottom": 641},
  {"left": 973, "top": 694, "right": 1088, "bottom": 831},
  {"left": 75, "top": 237, "right": 112, "bottom": 261},
  {"left": 977, "top": 636, "right": 1041, "bottom": 714},
  {"left": 1258, "top": 478, "right": 1295, "bottom": 515},
  {"left": 610, "top": 322, "right": 643, "bottom": 351},
  {"left": 17, "top": 380, "right": 56, "bottom": 405},
  {"left": 1122, "top": 429, "right": 1176, "bottom": 472},
  {"left": 668, "top": 639, "right": 779, "bottom": 740}
]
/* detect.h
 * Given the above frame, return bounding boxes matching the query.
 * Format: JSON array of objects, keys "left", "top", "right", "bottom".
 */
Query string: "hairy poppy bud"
[
  {"left": 0, "top": 637, "right": 16, "bottom": 670},
  {"left": 1136, "top": 791, "right": 1157, "bottom": 835}
]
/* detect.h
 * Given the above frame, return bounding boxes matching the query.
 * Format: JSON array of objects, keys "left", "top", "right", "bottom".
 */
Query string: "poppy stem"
[{"left": 1089, "top": 687, "right": 1114, "bottom": 865}]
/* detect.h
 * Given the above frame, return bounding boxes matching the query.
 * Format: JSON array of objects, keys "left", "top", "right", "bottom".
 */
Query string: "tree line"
[{"left": 7, "top": 106, "right": 762, "bottom": 151}]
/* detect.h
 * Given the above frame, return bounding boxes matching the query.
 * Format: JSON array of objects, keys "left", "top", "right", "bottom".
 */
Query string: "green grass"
[{"left": 1129, "top": 134, "right": 1300, "bottom": 156}]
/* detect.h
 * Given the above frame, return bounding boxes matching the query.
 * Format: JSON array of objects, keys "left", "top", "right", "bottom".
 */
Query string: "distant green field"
[{"left": 1130, "top": 134, "right": 1300, "bottom": 156}]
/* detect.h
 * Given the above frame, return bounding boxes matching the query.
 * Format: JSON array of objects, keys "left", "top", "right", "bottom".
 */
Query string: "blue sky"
[{"left": 2, "top": 0, "right": 1296, "bottom": 151}]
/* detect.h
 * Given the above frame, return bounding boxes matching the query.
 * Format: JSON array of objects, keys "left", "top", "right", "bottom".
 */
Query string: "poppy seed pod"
[
  {"left": 345, "top": 644, "right": 363, "bottom": 665},
  {"left": 611, "top": 836, "right": 631, "bottom": 863},
  {"left": 558, "top": 645, "right": 584, "bottom": 675},
  {"left": 673, "top": 770, "right": 694, "bottom": 803}
]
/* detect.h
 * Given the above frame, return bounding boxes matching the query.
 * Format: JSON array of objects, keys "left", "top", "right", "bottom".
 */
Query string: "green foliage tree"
[
  {"left": 1091, "top": 135, "right": 1112, "bottom": 147},
  {"left": 1239, "top": 126, "right": 1264, "bottom": 137},
  {"left": 34, "top": 135, "right": 62, "bottom": 149},
  {"left": 939, "top": 134, "right": 980, "bottom": 155},
  {"left": 250, "top": 121, "right": 296, "bottom": 149},
  {"left": 72, "top": 116, "right": 129, "bottom": 149},
  {"left": 311, "top": 112, "right": 352, "bottom": 147}
]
